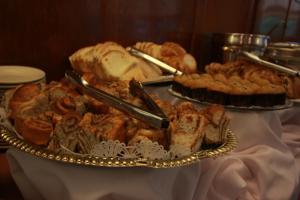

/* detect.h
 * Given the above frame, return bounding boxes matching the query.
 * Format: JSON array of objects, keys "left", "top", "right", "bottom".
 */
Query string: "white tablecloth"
[{"left": 6, "top": 87, "right": 300, "bottom": 200}]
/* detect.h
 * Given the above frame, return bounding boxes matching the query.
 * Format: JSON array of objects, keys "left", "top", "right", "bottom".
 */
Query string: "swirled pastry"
[
  {"left": 6, "top": 79, "right": 230, "bottom": 154},
  {"left": 170, "top": 102, "right": 208, "bottom": 152}
]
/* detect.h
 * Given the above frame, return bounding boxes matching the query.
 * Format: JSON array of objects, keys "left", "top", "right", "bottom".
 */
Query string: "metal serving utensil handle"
[
  {"left": 129, "top": 79, "right": 167, "bottom": 118},
  {"left": 241, "top": 51, "right": 300, "bottom": 77},
  {"left": 127, "top": 47, "right": 183, "bottom": 76},
  {"left": 65, "top": 70, "right": 169, "bottom": 129}
]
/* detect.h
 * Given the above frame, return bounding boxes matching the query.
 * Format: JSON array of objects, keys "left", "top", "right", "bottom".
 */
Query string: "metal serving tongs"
[
  {"left": 129, "top": 79, "right": 167, "bottom": 119},
  {"left": 65, "top": 70, "right": 169, "bottom": 129},
  {"left": 129, "top": 79, "right": 171, "bottom": 147},
  {"left": 241, "top": 51, "right": 300, "bottom": 77},
  {"left": 127, "top": 47, "right": 183, "bottom": 85}
]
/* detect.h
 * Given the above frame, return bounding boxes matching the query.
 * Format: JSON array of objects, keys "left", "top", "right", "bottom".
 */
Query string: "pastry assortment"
[
  {"left": 69, "top": 41, "right": 197, "bottom": 83},
  {"left": 6, "top": 79, "right": 229, "bottom": 155},
  {"left": 172, "top": 60, "right": 298, "bottom": 107},
  {"left": 69, "top": 41, "right": 163, "bottom": 82}
]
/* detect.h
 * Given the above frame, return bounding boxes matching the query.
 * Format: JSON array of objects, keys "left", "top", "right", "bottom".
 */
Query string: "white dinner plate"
[{"left": 0, "top": 66, "right": 45, "bottom": 85}]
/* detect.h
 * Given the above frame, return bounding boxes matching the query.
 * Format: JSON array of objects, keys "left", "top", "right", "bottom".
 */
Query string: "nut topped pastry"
[{"left": 172, "top": 60, "right": 288, "bottom": 107}]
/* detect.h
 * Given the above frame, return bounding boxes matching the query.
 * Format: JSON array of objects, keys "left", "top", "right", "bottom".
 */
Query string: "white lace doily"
[{"left": 63, "top": 139, "right": 192, "bottom": 160}]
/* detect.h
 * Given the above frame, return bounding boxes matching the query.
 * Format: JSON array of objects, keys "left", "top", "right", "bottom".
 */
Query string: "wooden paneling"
[
  {"left": 190, "top": 0, "right": 256, "bottom": 70},
  {"left": 0, "top": 0, "right": 299, "bottom": 81},
  {"left": 99, "top": 0, "right": 196, "bottom": 49},
  {"left": 0, "top": 0, "right": 104, "bottom": 80},
  {"left": 192, "top": 0, "right": 256, "bottom": 34},
  {"left": 0, "top": 0, "right": 196, "bottom": 80}
]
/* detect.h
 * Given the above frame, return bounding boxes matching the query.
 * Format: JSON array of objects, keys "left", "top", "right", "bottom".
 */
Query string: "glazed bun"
[
  {"left": 14, "top": 117, "right": 53, "bottom": 146},
  {"left": 9, "top": 83, "right": 43, "bottom": 118}
]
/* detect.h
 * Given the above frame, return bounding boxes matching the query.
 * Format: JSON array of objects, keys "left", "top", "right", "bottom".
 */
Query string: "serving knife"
[{"left": 65, "top": 70, "right": 169, "bottom": 129}]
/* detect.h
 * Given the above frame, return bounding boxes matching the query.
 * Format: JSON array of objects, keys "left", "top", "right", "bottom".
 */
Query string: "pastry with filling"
[
  {"left": 6, "top": 80, "right": 230, "bottom": 155},
  {"left": 200, "top": 105, "right": 229, "bottom": 147},
  {"left": 170, "top": 102, "right": 208, "bottom": 152}
]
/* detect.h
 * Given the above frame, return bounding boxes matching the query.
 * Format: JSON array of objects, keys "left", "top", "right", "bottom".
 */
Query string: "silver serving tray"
[{"left": 168, "top": 87, "right": 293, "bottom": 111}]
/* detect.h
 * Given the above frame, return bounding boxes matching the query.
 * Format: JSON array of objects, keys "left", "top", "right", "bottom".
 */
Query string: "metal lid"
[
  {"left": 214, "top": 33, "right": 270, "bottom": 47},
  {"left": 265, "top": 42, "right": 300, "bottom": 63}
]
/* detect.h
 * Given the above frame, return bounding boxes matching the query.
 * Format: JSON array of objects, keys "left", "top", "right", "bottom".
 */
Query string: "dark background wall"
[{"left": 0, "top": 0, "right": 299, "bottom": 81}]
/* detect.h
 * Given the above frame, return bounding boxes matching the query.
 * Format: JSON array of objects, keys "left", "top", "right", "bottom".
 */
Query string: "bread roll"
[{"left": 69, "top": 41, "right": 162, "bottom": 82}]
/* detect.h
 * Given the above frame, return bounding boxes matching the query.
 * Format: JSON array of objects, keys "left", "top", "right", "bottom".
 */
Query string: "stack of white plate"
[{"left": 0, "top": 65, "right": 46, "bottom": 150}]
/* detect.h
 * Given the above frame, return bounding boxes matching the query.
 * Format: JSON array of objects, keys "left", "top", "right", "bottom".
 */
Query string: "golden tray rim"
[{"left": 0, "top": 125, "right": 238, "bottom": 168}]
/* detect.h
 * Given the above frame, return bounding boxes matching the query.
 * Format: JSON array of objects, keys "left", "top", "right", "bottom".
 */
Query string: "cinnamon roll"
[{"left": 170, "top": 102, "right": 208, "bottom": 152}]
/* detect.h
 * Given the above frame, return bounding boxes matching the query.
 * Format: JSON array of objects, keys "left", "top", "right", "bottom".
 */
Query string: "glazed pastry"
[
  {"left": 15, "top": 116, "right": 53, "bottom": 146},
  {"left": 50, "top": 113, "right": 83, "bottom": 152},
  {"left": 9, "top": 83, "right": 43, "bottom": 118},
  {"left": 128, "top": 128, "right": 168, "bottom": 148},
  {"left": 134, "top": 41, "right": 197, "bottom": 74},
  {"left": 170, "top": 102, "right": 208, "bottom": 152},
  {"left": 79, "top": 113, "right": 126, "bottom": 143},
  {"left": 6, "top": 78, "right": 230, "bottom": 154},
  {"left": 201, "top": 105, "right": 229, "bottom": 146}
]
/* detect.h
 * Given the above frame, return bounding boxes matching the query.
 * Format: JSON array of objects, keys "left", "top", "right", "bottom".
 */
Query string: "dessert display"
[
  {"left": 0, "top": 40, "right": 238, "bottom": 167},
  {"left": 172, "top": 60, "right": 295, "bottom": 107},
  {"left": 4, "top": 79, "right": 230, "bottom": 158}
]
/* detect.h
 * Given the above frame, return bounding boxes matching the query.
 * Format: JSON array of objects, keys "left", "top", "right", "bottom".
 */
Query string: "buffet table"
[{"left": 5, "top": 86, "right": 300, "bottom": 200}]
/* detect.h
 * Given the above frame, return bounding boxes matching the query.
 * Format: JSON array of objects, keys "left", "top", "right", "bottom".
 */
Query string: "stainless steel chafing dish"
[
  {"left": 264, "top": 42, "right": 300, "bottom": 69},
  {"left": 212, "top": 33, "right": 270, "bottom": 63}
]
